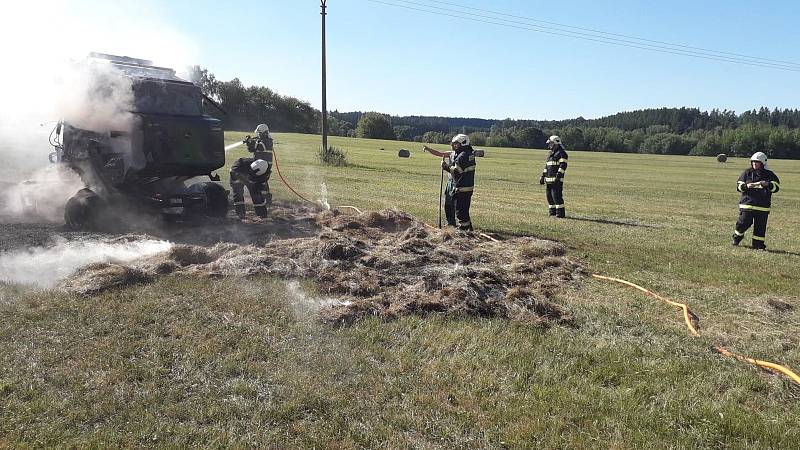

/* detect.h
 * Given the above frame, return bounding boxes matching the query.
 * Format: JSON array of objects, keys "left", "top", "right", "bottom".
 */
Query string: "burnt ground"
[
  {"left": 2, "top": 199, "right": 583, "bottom": 327},
  {"left": 0, "top": 201, "right": 320, "bottom": 252}
]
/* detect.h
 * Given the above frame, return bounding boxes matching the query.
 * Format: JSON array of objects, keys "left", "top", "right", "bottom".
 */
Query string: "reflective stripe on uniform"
[
  {"left": 733, "top": 230, "right": 745, "bottom": 237},
  {"left": 461, "top": 166, "right": 475, "bottom": 173},
  {"left": 771, "top": 182, "right": 780, "bottom": 192},
  {"left": 554, "top": 204, "right": 565, "bottom": 209},
  {"left": 736, "top": 181, "right": 745, "bottom": 192},
  {"left": 456, "top": 186, "right": 474, "bottom": 192},
  {"left": 253, "top": 202, "right": 267, "bottom": 207},
  {"left": 752, "top": 235, "right": 765, "bottom": 241},
  {"left": 459, "top": 221, "right": 471, "bottom": 227},
  {"left": 231, "top": 180, "right": 244, "bottom": 185},
  {"left": 546, "top": 161, "right": 559, "bottom": 166},
  {"left": 558, "top": 158, "right": 568, "bottom": 163},
  {"left": 233, "top": 202, "right": 246, "bottom": 206},
  {"left": 558, "top": 168, "right": 566, "bottom": 174},
  {"left": 545, "top": 177, "right": 557, "bottom": 183},
  {"left": 548, "top": 204, "right": 556, "bottom": 209},
  {"left": 739, "top": 204, "right": 770, "bottom": 212}
]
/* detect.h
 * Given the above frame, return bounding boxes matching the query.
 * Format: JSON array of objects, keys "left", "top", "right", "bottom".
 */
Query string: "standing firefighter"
[
  {"left": 245, "top": 123, "right": 274, "bottom": 161},
  {"left": 732, "top": 152, "right": 781, "bottom": 250},
  {"left": 230, "top": 158, "right": 271, "bottom": 220},
  {"left": 442, "top": 134, "right": 476, "bottom": 231},
  {"left": 423, "top": 144, "right": 457, "bottom": 227},
  {"left": 539, "top": 135, "right": 569, "bottom": 218},
  {"left": 424, "top": 134, "right": 476, "bottom": 230}
]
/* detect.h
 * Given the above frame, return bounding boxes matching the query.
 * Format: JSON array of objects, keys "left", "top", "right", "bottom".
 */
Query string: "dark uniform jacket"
[
  {"left": 448, "top": 145, "right": 476, "bottom": 193},
  {"left": 246, "top": 136, "right": 274, "bottom": 163},
  {"left": 542, "top": 146, "right": 568, "bottom": 184},
  {"left": 231, "top": 157, "right": 268, "bottom": 185},
  {"left": 737, "top": 168, "right": 781, "bottom": 212}
]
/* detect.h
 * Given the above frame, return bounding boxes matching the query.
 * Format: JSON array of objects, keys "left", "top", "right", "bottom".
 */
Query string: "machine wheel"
[
  {"left": 64, "top": 188, "right": 103, "bottom": 230},
  {"left": 197, "top": 182, "right": 229, "bottom": 218}
]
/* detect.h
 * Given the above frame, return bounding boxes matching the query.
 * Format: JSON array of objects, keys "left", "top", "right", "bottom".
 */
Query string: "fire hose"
[
  {"left": 591, "top": 274, "right": 800, "bottom": 385},
  {"left": 270, "top": 144, "right": 362, "bottom": 214}
]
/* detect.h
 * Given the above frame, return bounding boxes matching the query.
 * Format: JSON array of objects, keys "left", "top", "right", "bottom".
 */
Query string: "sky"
[{"left": 2, "top": 0, "right": 799, "bottom": 120}]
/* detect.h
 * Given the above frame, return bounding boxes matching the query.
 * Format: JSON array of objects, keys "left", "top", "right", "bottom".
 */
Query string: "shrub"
[{"left": 317, "top": 146, "right": 348, "bottom": 166}]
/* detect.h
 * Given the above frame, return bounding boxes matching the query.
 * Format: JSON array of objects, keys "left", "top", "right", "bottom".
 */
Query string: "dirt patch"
[
  {"left": 58, "top": 205, "right": 583, "bottom": 327},
  {"left": 767, "top": 298, "right": 794, "bottom": 314}
]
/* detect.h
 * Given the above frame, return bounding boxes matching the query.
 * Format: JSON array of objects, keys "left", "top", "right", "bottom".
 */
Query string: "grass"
[{"left": 2, "top": 132, "right": 799, "bottom": 447}]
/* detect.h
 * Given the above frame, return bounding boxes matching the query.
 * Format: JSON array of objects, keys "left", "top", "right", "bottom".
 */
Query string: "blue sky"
[{"left": 16, "top": 0, "right": 800, "bottom": 120}]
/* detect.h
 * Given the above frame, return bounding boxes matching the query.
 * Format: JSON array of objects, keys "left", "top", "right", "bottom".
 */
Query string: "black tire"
[
  {"left": 197, "top": 182, "right": 229, "bottom": 218},
  {"left": 64, "top": 188, "right": 103, "bottom": 230}
]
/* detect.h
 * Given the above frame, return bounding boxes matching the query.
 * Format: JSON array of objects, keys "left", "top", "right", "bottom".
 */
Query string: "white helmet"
[
  {"left": 750, "top": 151, "right": 768, "bottom": 167},
  {"left": 251, "top": 159, "right": 269, "bottom": 176},
  {"left": 451, "top": 133, "right": 469, "bottom": 146},
  {"left": 547, "top": 135, "right": 562, "bottom": 146},
  {"left": 255, "top": 124, "right": 270, "bottom": 135}
]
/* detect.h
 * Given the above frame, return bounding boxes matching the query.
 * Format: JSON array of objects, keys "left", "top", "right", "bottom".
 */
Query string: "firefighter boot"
[{"left": 731, "top": 233, "right": 743, "bottom": 246}]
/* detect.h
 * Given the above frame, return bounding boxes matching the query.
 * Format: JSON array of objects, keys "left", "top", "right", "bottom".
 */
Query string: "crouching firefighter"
[
  {"left": 440, "top": 134, "right": 476, "bottom": 231},
  {"left": 539, "top": 135, "right": 569, "bottom": 218},
  {"left": 230, "top": 158, "right": 272, "bottom": 220},
  {"left": 732, "top": 152, "right": 781, "bottom": 250}
]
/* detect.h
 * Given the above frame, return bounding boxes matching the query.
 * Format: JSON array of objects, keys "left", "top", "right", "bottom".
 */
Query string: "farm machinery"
[{"left": 50, "top": 53, "right": 229, "bottom": 229}]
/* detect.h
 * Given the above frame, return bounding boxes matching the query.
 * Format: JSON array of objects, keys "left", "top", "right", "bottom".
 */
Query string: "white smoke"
[
  {"left": 0, "top": 1, "right": 197, "bottom": 221},
  {"left": 318, "top": 182, "right": 331, "bottom": 210},
  {"left": 0, "top": 238, "right": 173, "bottom": 289},
  {"left": 285, "top": 280, "right": 350, "bottom": 320},
  {"left": 56, "top": 63, "right": 137, "bottom": 134},
  {"left": 0, "top": 166, "right": 84, "bottom": 222}
]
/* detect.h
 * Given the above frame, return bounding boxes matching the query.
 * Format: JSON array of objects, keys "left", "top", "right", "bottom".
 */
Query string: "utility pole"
[{"left": 320, "top": 0, "right": 328, "bottom": 152}]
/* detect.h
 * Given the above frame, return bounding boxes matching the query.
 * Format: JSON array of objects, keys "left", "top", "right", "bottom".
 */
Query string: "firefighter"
[
  {"left": 422, "top": 144, "right": 457, "bottom": 227},
  {"left": 242, "top": 123, "right": 274, "bottom": 206},
  {"left": 539, "top": 135, "right": 569, "bottom": 218},
  {"left": 230, "top": 158, "right": 271, "bottom": 220},
  {"left": 732, "top": 152, "right": 781, "bottom": 250},
  {"left": 246, "top": 123, "right": 274, "bottom": 160},
  {"left": 441, "top": 134, "right": 476, "bottom": 231}
]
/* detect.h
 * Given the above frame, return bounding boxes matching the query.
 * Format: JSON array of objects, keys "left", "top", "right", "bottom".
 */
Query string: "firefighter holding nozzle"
[{"left": 230, "top": 124, "right": 274, "bottom": 220}]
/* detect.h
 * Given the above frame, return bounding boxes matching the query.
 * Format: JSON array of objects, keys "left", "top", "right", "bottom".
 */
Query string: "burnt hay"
[{"left": 60, "top": 206, "right": 582, "bottom": 327}]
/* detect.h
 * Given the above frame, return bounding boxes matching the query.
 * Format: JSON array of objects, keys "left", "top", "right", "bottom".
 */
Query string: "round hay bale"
[
  {"left": 717, "top": 153, "right": 728, "bottom": 163},
  {"left": 473, "top": 149, "right": 485, "bottom": 157},
  {"left": 398, "top": 149, "right": 410, "bottom": 158}
]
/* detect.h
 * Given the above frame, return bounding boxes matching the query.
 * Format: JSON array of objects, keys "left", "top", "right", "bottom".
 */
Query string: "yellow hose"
[
  {"left": 591, "top": 274, "right": 700, "bottom": 336},
  {"left": 592, "top": 274, "right": 800, "bottom": 386}
]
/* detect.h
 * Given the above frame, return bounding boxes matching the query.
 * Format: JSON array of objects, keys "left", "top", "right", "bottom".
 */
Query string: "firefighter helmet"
[
  {"left": 451, "top": 134, "right": 469, "bottom": 146},
  {"left": 255, "top": 124, "right": 270, "bottom": 135},
  {"left": 251, "top": 159, "right": 269, "bottom": 176},
  {"left": 547, "top": 135, "right": 562, "bottom": 146},
  {"left": 751, "top": 152, "right": 768, "bottom": 168}
]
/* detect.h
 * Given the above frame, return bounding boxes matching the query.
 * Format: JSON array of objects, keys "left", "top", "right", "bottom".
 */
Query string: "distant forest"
[{"left": 188, "top": 66, "right": 800, "bottom": 159}]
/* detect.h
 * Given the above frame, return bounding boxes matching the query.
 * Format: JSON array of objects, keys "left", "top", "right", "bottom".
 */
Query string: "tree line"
[{"left": 188, "top": 67, "right": 800, "bottom": 159}]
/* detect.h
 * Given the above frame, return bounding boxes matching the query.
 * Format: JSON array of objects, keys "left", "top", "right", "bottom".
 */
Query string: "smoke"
[
  {"left": 0, "top": 166, "right": 84, "bottom": 222},
  {"left": 0, "top": 1, "right": 197, "bottom": 221},
  {"left": 285, "top": 280, "right": 349, "bottom": 320},
  {"left": 0, "top": 237, "right": 172, "bottom": 289},
  {"left": 318, "top": 182, "right": 331, "bottom": 210}
]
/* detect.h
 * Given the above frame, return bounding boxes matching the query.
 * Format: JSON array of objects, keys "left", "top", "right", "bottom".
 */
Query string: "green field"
[{"left": 1, "top": 132, "right": 799, "bottom": 447}]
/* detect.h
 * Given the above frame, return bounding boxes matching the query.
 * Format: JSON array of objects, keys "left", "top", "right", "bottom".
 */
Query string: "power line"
[
  {"left": 364, "top": 0, "right": 800, "bottom": 73},
  {"left": 422, "top": 0, "right": 800, "bottom": 69},
  {"left": 380, "top": 0, "right": 800, "bottom": 71}
]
